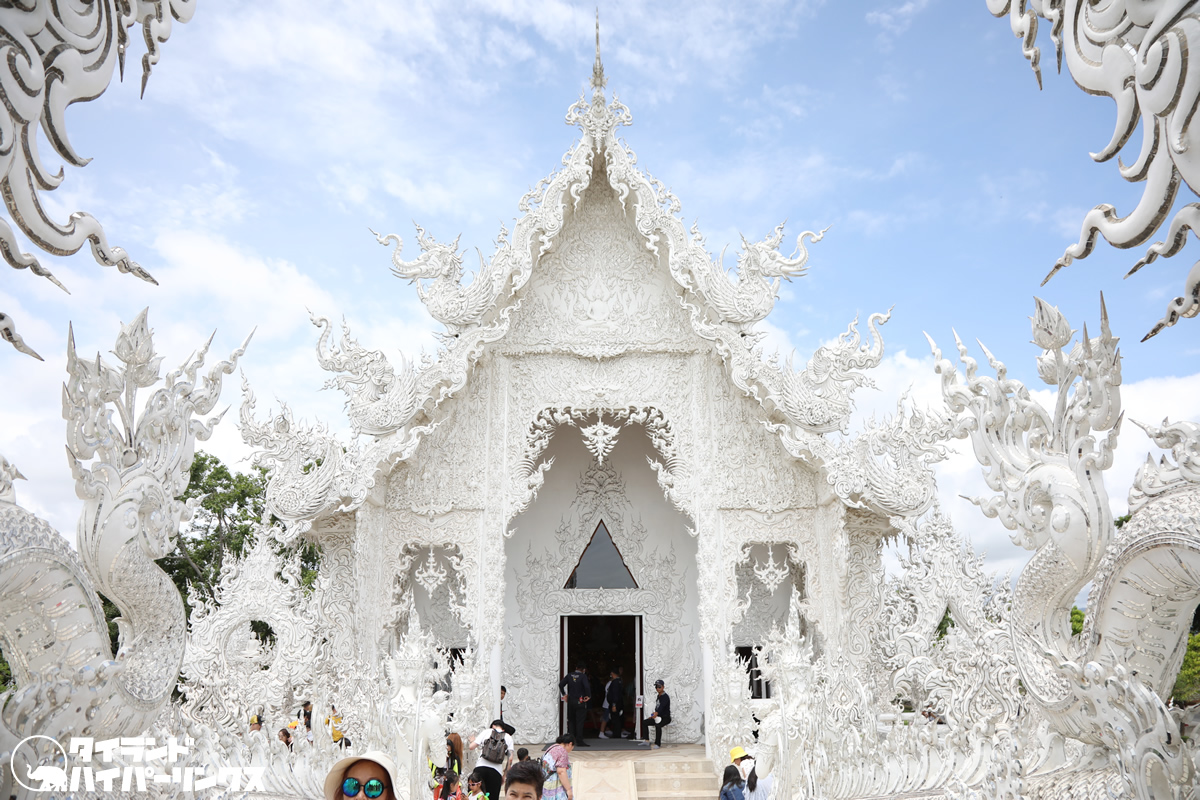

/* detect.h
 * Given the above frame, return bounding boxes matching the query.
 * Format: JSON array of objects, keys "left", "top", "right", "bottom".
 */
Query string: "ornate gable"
[
  {"left": 242, "top": 56, "right": 927, "bottom": 533},
  {"left": 501, "top": 153, "right": 700, "bottom": 358}
]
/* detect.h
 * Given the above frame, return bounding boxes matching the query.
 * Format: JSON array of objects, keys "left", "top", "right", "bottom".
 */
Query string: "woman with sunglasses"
[{"left": 324, "top": 751, "right": 400, "bottom": 800}]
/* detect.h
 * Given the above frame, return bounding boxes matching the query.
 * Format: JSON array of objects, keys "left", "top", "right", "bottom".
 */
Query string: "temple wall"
[{"left": 502, "top": 425, "right": 701, "bottom": 743}]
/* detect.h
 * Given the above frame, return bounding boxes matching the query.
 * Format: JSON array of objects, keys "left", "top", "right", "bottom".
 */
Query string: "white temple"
[
  {"left": 3, "top": 5, "right": 1200, "bottom": 800},
  {"left": 233, "top": 36, "right": 920, "bottom": 761}
]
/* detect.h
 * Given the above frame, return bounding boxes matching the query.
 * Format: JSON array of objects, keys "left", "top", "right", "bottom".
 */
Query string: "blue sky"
[{"left": 2, "top": 1, "right": 1198, "bottom": 590}]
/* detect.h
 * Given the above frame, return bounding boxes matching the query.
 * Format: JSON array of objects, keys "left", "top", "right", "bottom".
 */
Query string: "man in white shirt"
[{"left": 469, "top": 719, "right": 513, "bottom": 800}]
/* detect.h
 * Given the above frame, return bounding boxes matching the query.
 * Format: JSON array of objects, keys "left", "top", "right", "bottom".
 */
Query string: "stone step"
[
  {"left": 637, "top": 774, "right": 718, "bottom": 792},
  {"left": 637, "top": 792, "right": 719, "bottom": 800},
  {"left": 634, "top": 759, "right": 715, "bottom": 775}
]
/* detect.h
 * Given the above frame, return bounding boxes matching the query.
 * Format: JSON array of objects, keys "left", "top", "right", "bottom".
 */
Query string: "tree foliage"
[
  {"left": 935, "top": 607, "right": 955, "bottom": 640},
  {"left": 1, "top": 451, "right": 318, "bottom": 690},
  {"left": 1070, "top": 606, "right": 1085, "bottom": 636},
  {"left": 159, "top": 451, "right": 320, "bottom": 638},
  {"left": 1173, "top": 634, "right": 1200, "bottom": 706}
]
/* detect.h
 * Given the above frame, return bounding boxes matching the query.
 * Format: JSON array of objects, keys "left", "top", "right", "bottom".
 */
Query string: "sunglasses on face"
[{"left": 343, "top": 777, "right": 387, "bottom": 798}]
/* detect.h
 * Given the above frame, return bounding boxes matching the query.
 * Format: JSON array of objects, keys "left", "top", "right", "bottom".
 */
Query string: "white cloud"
[{"left": 866, "top": 0, "right": 933, "bottom": 40}]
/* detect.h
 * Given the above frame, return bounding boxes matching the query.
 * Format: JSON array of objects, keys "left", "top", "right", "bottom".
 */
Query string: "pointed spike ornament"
[{"left": 591, "top": 8, "right": 607, "bottom": 91}]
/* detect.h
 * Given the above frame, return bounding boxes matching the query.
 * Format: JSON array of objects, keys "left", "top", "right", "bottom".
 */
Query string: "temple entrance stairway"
[
  {"left": 634, "top": 753, "right": 719, "bottom": 800},
  {"left": 548, "top": 743, "right": 716, "bottom": 800}
]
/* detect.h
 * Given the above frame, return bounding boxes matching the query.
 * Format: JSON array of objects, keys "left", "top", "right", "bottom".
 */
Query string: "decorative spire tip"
[{"left": 591, "top": 8, "right": 607, "bottom": 91}]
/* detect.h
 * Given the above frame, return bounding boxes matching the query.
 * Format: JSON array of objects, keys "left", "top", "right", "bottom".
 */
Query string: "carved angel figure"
[
  {"left": 373, "top": 225, "right": 504, "bottom": 333},
  {"left": 987, "top": 0, "right": 1200, "bottom": 338},
  {"left": 691, "top": 223, "right": 827, "bottom": 331}
]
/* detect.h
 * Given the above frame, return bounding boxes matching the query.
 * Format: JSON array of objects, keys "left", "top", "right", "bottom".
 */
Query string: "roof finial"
[{"left": 591, "top": 7, "right": 607, "bottom": 90}]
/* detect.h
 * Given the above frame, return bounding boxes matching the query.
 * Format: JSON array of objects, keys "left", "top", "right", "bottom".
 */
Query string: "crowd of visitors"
[{"left": 251, "top": 674, "right": 773, "bottom": 800}]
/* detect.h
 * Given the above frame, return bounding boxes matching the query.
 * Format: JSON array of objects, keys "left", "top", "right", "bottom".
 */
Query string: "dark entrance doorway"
[{"left": 560, "top": 615, "right": 641, "bottom": 739}]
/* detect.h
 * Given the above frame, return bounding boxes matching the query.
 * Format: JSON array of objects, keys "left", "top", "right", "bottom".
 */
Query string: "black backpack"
[{"left": 481, "top": 729, "right": 508, "bottom": 763}]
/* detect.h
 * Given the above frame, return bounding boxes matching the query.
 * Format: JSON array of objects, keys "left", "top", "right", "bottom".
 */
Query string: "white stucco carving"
[
  {"left": 1, "top": 309, "right": 247, "bottom": 798},
  {"left": 5, "top": 22, "right": 1200, "bottom": 800},
  {"left": 987, "top": 0, "right": 1200, "bottom": 339},
  {"left": 0, "top": 2, "right": 195, "bottom": 358},
  {"left": 931, "top": 296, "right": 1200, "bottom": 797}
]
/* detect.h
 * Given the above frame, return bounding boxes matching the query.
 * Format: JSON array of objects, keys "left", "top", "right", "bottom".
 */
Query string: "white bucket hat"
[{"left": 324, "top": 751, "right": 400, "bottom": 800}]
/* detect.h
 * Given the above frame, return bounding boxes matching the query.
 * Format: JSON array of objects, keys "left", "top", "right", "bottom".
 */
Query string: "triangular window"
[{"left": 564, "top": 520, "right": 638, "bottom": 589}]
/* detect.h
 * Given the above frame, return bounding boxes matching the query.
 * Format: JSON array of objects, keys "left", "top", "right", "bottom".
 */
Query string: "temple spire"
[{"left": 590, "top": 8, "right": 607, "bottom": 90}]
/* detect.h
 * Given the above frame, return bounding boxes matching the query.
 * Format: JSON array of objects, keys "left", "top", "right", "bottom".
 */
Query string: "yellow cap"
[{"left": 730, "top": 746, "right": 748, "bottom": 762}]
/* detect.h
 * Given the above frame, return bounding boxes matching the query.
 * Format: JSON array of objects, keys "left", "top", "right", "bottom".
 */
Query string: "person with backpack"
[
  {"left": 540, "top": 734, "right": 575, "bottom": 800},
  {"left": 469, "top": 719, "right": 513, "bottom": 800}
]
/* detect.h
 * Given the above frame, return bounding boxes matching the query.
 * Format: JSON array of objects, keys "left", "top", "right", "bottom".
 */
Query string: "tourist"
[
  {"left": 434, "top": 767, "right": 463, "bottom": 800},
  {"left": 465, "top": 771, "right": 488, "bottom": 800},
  {"left": 558, "top": 664, "right": 591, "bottom": 746},
  {"left": 430, "top": 734, "right": 464, "bottom": 788},
  {"left": 744, "top": 763, "right": 772, "bottom": 800},
  {"left": 516, "top": 747, "right": 530, "bottom": 762},
  {"left": 278, "top": 728, "right": 293, "bottom": 751},
  {"left": 719, "top": 765, "right": 745, "bottom": 800},
  {"left": 447, "top": 733, "right": 465, "bottom": 776},
  {"left": 504, "top": 759, "right": 546, "bottom": 800},
  {"left": 735, "top": 752, "right": 755, "bottom": 782},
  {"left": 297, "top": 701, "right": 315, "bottom": 743},
  {"left": 729, "top": 746, "right": 749, "bottom": 774},
  {"left": 326, "top": 703, "right": 351, "bottom": 748},
  {"left": 541, "top": 734, "right": 574, "bottom": 800},
  {"left": 300, "top": 700, "right": 313, "bottom": 730},
  {"left": 599, "top": 668, "right": 623, "bottom": 739},
  {"left": 500, "top": 685, "right": 507, "bottom": 721},
  {"left": 469, "top": 718, "right": 513, "bottom": 800},
  {"left": 323, "top": 751, "right": 399, "bottom": 800},
  {"left": 639, "top": 679, "right": 671, "bottom": 748},
  {"left": 248, "top": 714, "right": 263, "bottom": 733}
]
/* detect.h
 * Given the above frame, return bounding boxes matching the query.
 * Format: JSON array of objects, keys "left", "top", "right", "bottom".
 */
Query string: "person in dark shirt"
[
  {"left": 558, "top": 664, "right": 591, "bottom": 746},
  {"left": 639, "top": 679, "right": 671, "bottom": 748},
  {"left": 599, "top": 668, "right": 623, "bottom": 739}
]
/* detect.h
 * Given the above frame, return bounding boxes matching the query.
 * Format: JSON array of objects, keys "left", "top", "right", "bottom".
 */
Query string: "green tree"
[
  {"left": 1172, "top": 634, "right": 1200, "bottom": 705},
  {"left": 935, "top": 607, "right": 955, "bottom": 640},
  {"left": 1, "top": 451, "right": 318, "bottom": 690},
  {"left": 158, "top": 451, "right": 320, "bottom": 637},
  {"left": 1070, "top": 606, "right": 1085, "bottom": 636}
]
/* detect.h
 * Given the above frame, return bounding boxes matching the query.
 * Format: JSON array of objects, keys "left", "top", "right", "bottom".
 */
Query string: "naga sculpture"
[
  {"left": 930, "top": 296, "right": 1200, "bottom": 797},
  {"left": 372, "top": 226, "right": 507, "bottom": 334},
  {"left": 0, "top": 1, "right": 196, "bottom": 358},
  {"left": 692, "top": 223, "right": 827, "bottom": 333},
  {"left": 987, "top": 0, "right": 1200, "bottom": 339},
  {"left": 312, "top": 314, "right": 421, "bottom": 437},
  {"left": 0, "top": 309, "right": 248, "bottom": 797}
]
